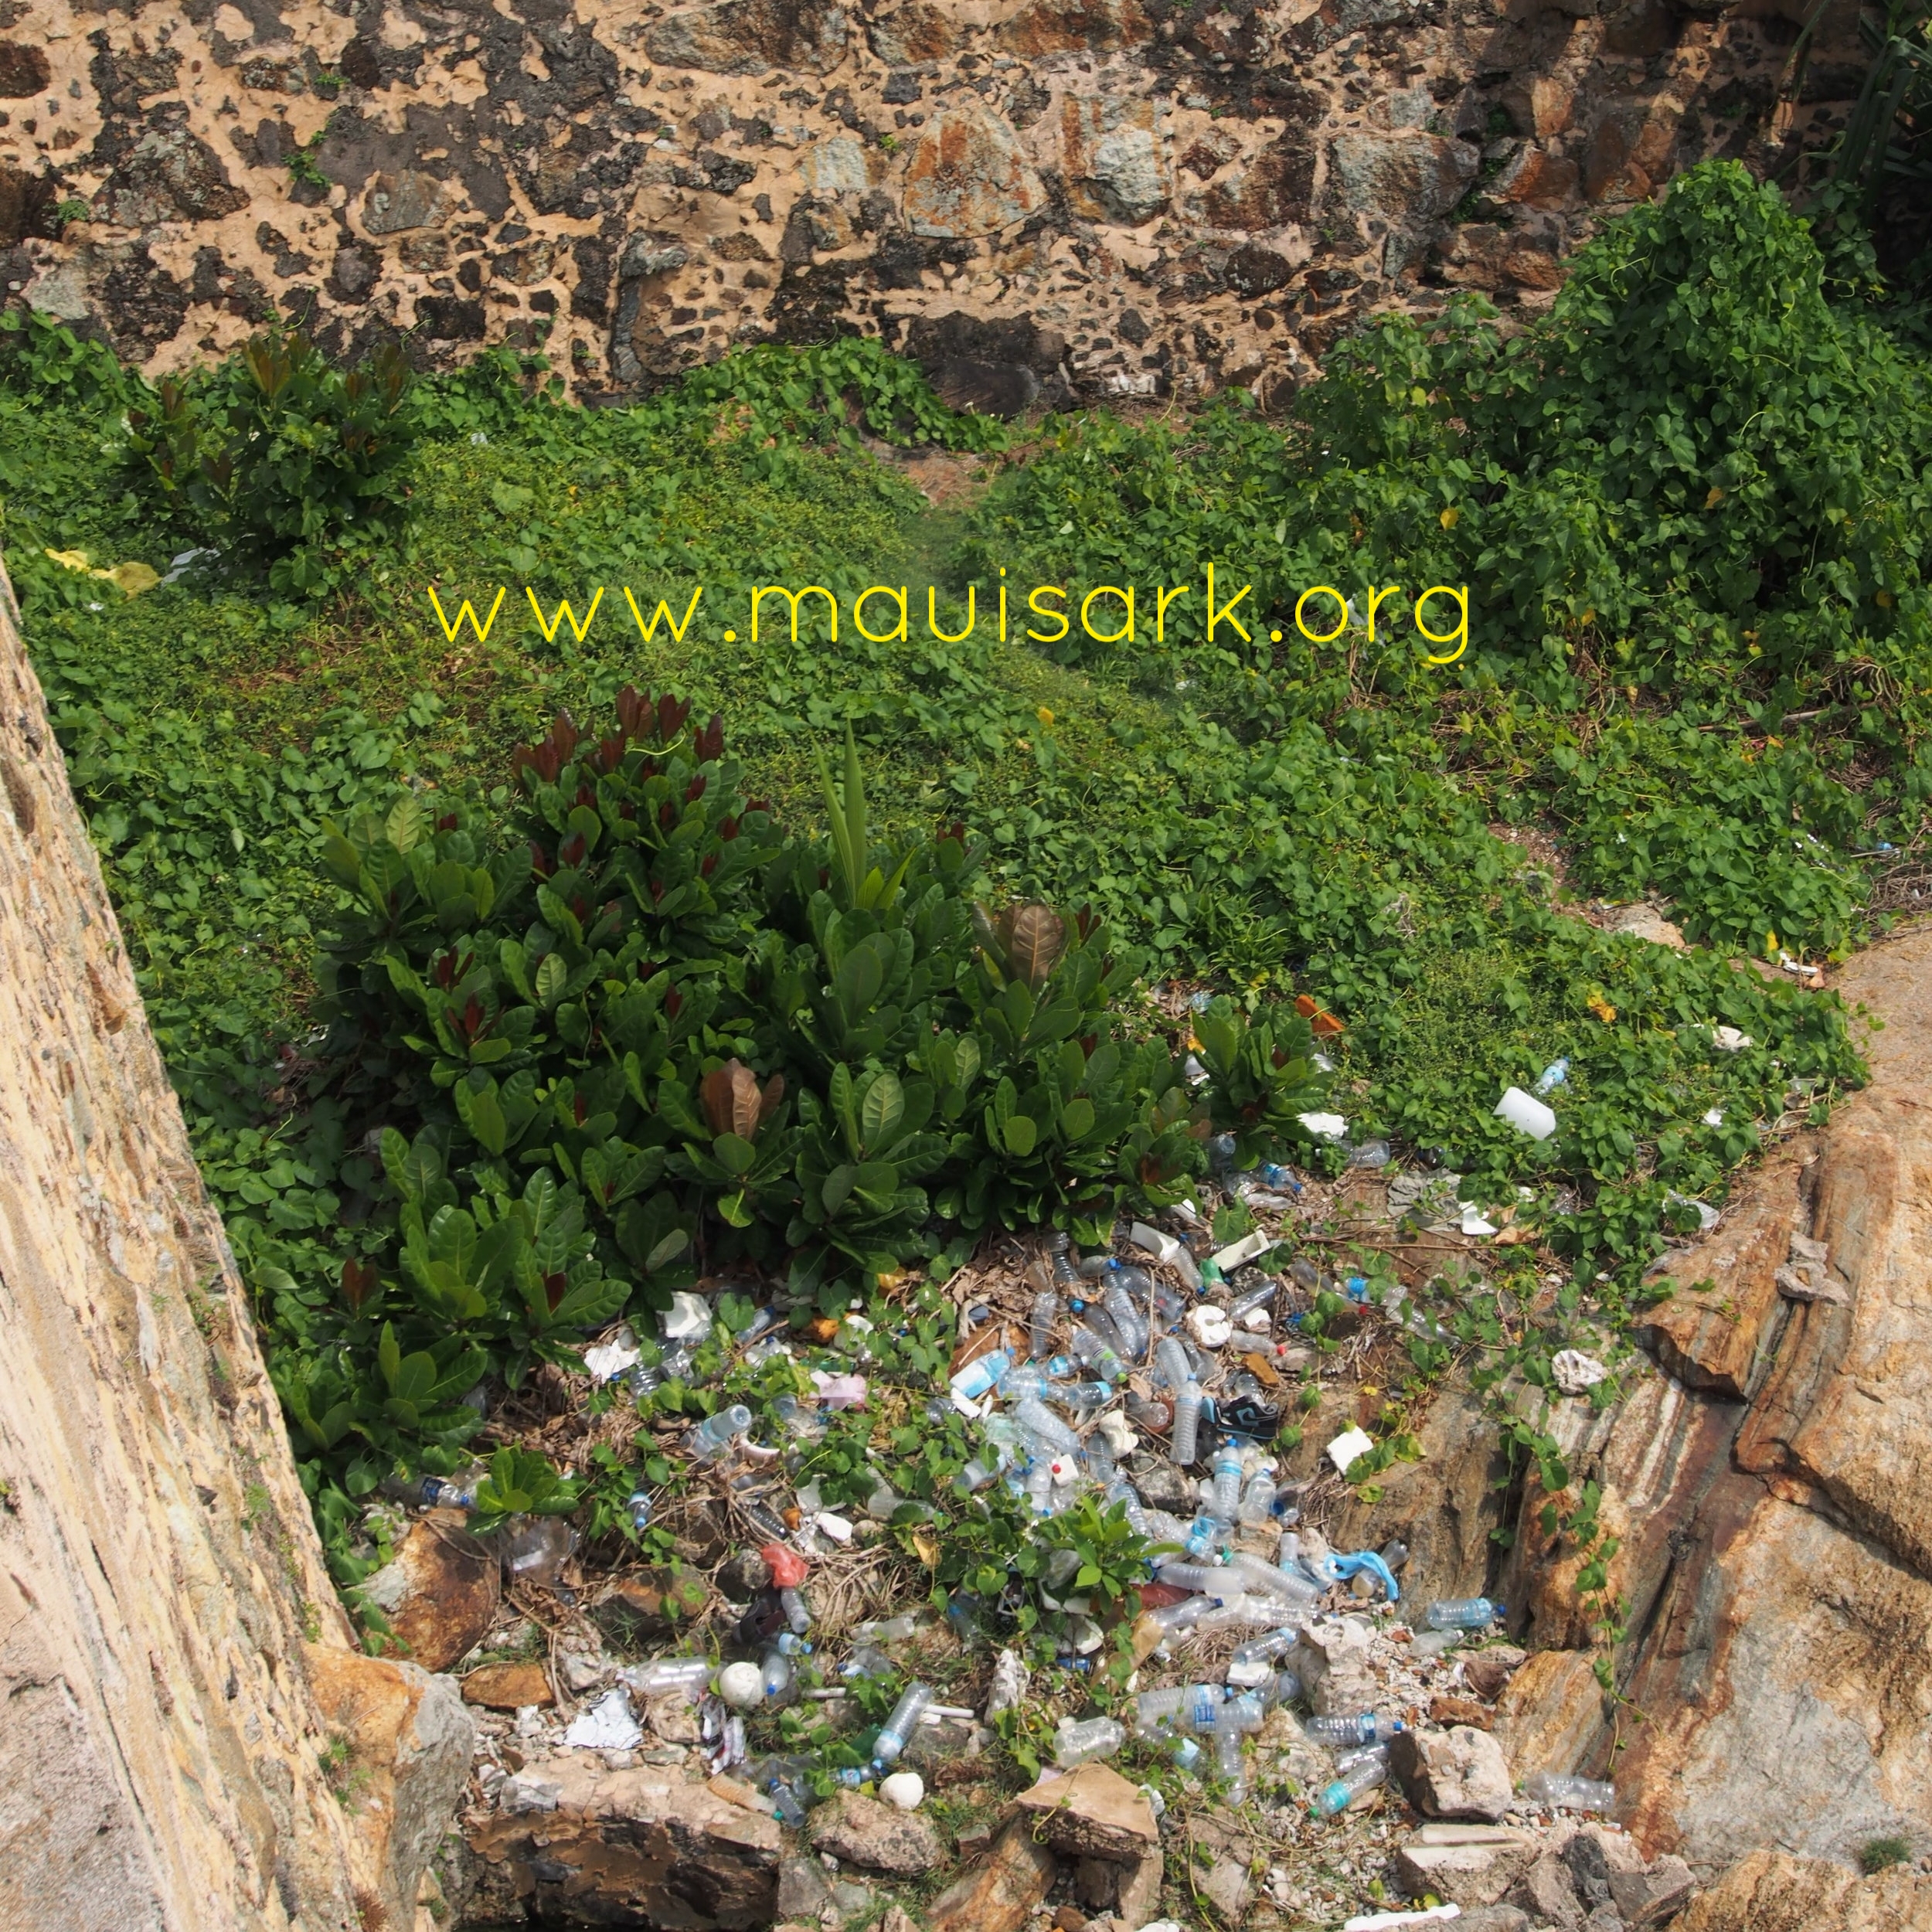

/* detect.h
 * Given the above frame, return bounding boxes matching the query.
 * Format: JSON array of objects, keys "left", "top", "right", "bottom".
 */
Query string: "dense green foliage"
[{"left": 2, "top": 161, "right": 1921, "bottom": 1611}]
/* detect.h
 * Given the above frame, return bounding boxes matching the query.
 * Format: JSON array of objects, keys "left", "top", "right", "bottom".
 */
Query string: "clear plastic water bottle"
[
  {"left": 624, "top": 1488, "right": 652, "bottom": 1535},
  {"left": 1156, "top": 1557, "right": 1225, "bottom": 1594},
  {"left": 1183, "top": 1683, "right": 1223, "bottom": 1734},
  {"left": 951, "top": 1349, "right": 1010, "bottom": 1400},
  {"left": 1534, "top": 1058, "right": 1570, "bottom": 1096},
  {"left": 1015, "top": 1396, "right": 1080, "bottom": 1456},
  {"left": 1525, "top": 1770, "right": 1615, "bottom": 1811},
  {"left": 1424, "top": 1596, "right": 1500, "bottom": 1631},
  {"left": 871, "top": 1681, "right": 933, "bottom": 1770},
  {"left": 761, "top": 1649, "right": 794, "bottom": 1701},
  {"left": 1029, "top": 1289, "right": 1059, "bottom": 1359},
  {"left": 1134, "top": 1686, "right": 1191, "bottom": 1731},
  {"left": 1105, "top": 1478, "right": 1150, "bottom": 1538},
  {"left": 1154, "top": 1335, "right": 1192, "bottom": 1391},
  {"left": 1071, "top": 1324, "right": 1127, "bottom": 1384},
  {"left": 1168, "top": 1733, "right": 1203, "bottom": 1770},
  {"left": 1228, "top": 1552, "right": 1318, "bottom": 1605},
  {"left": 686, "top": 1404, "right": 752, "bottom": 1460},
  {"left": 1172, "top": 1381, "right": 1204, "bottom": 1464},
  {"left": 1053, "top": 1716, "right": 1126, "bottom": 1766},
  {"left": 779, "top": 1586, "right": 811, "bottom": 1634},
  {"left": 1101, "top": 1274, "right": 1150, "bottom": 1362},
  {"left": 1082, "top": 1428, "right": 1117, "bottom": 1487},
  {"left": 770, "top": 1631, "right": 812, "bottom": 1656},
  {"left": 1231, "top": 1629, "right": 1300, "bottom": 1672},
  {"left": 1213, "top": 1723, "right": 1247, "bottom": 1796},
  {"left": 1210, "top": 1439, "right": 1244, "bottom": 1520},
  {"left": 1047, "top": 1231, "right": 1082, "bottom": 1290},
  {"left": 1311, "top": 1753, "right": 1388, "bottom": 1818},
  {"left": 1237, "top": 1469, "right": 1277, "bottom": 1523},
  {"left": 1182, "top": 1513, "right": 1227, "bottom": 1560},
  {"left": 768, "top": 1778, "right": 808, "bottom": 1826},
  {"left": 1304, "top": 1712, "right": 1403, "bottom": 1747}
]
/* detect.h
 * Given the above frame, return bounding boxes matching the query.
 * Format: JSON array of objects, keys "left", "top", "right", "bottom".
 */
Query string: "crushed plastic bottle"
[
  {"left": 1424, "top": 1596, "right": 1500, "bottom": 1631},
  {"left": 1312, "top": 1753, "right": 1389, "bottom": 1818},
  {"left": 950, "top": 1349, "right": 1011, "bottom": 1401},
  {"left": 1053, "top": 1715, "right": 1127, "bottom": 1766},
  {"left": 871, "top": 1682, "right": 934, "bottom": 1770},
  {"left": 687, "top": 1404, "right": 753, "bottom": 1461},
  {"left": 1304, "top": 1712, "right": 1404, "bottom": 1747},
  {"left": 1102, "top": 1276, "right": 1151, "bottom": 1362},
  {"left": 1172, "top": 1381, "right": 1205, "bottom": 1465},
  {"left": 1029, "top": 1290, "right": 1059, "bottom": 1359},
  {"left": 1524, "top": 1771, "right": 1615, "bottom": 1811},
  {"left": 1070, "top": 1324, "right": 1128, "bottom": 1384},
  {"left": 621, "top": 1657, "right": 712, "bottom": 1699},
  {"left": 502, "top": 1515, "right": 574, "bottom": 1586},
  {"left": 1238, "top": 1468, "right": 1277, "bottom": 1524},
  {"left": 379, "top": 1472, "right": 480, "bottom": 1512},
  {"left": 1154, "top": 1336, "right": 1193, "bottom": 1392},
  {"left": 1047, "top": 1231, "right": 1083, "bottom": 1291}
]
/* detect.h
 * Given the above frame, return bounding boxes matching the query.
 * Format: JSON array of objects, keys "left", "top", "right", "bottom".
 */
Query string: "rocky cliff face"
[
  {"left": 2, "top": 0, "right": 1872, "bottom": 406},
  {"left": 0, "top": 560, "right": 471, "bottom": 1932},
  {"left": 1336, "top": 925, "right": 1932, "bottom": 1882}
]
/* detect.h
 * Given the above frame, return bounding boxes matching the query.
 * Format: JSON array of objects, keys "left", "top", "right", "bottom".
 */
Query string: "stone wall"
[
  {"left": 0, "top": 556, "right": 470, "bottom": 1931},
  {"left": 1, "top": 0, "right": 1872, "bottom": 407}
]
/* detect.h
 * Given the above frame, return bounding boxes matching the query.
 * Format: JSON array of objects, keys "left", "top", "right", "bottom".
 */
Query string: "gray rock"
[
  {"left": 808, "top": 1790, "right": 946, "bottom": 1877},
  {"left": 1611, "top": 1857, "right": 1696, "bottom": 1927},
  {"left": 776, "top": 1855, "right": 835, "bottom": 1918},
  {"left": 903, "top": 97, "right": 1047, "bottom": 238},
  {"left": 1091, "top": 126, "right": 1166, "bottom": 223},
  {"left": 1564, "top": 1825, "right": 1646, "bottom": 1906},
  {"left": 1393, "top": 1725, "right": 1515, "bottom": 1821},
  {"left": 1507, "top": 1851, "right": 1584, "bottom": 1929},
  {"left": 1455, "top": 1909, "right": 1532, "bottom": 1932},
  {"left": 362, "top": 170, "right": 453, "bottom": 235},
  {"left": 644, "top": 0, "right": 849, "bottom": 76}
]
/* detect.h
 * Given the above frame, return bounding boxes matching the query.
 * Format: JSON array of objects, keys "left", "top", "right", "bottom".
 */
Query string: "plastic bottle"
[
  {"left": 1534, "top": 1057, "right": 1571, "bottom": 1096},
  {"left": 951, "top": 1349, "right": 1010, "bottom": 1400},
  {"left": 1525, "top": 1771, "right": 1615, "bottom": 1812},
  {"left": 768, "top": 1779, "right": 808, "bottom": 1826},
  {"left": 779, "top": 1587, "right": 811, "bottom": 1634},
  {"left": 853, "top": 1613, "right": 920, "bottom": 1644},
  {"left": 1304, "top": 1712, "right": 1403, "bottom": 1747},
  {"left": 1029, "top": 1290, "right": 1059, "bottom": 1359},
  {"left": 624, "top": 1488, "right": 653, "bottom": 1535},
  {"left": 1230, "top": 1629, "right": 1301, "bottom": 1677},
  {"left": 1237, "top": 1469, "right": 1277, "bottom": 1524},
  {"left": 687, "top": 1404, "right": 753, "bottom": 1460},
  {"left": 1156, "top": 1558, "right": 1225, "bottom": 1594},
  {"left": 1101, "top": 1275, "right": 1151, "bottom": 1362},
  {"left": 1053, "top": 1716, "right": 1126, "bottom": 1766},
  {"left": 1134, "top": 1686, "right": 1191, "bottom": 1731},
  {"left": 1124, "top": 1393, "right": 1172, "bottom": 1433},
  {"left": 839, "top": 1644, "right": 894, "bottom": 1681},
  {"left": 1014, "top": 1396, "right": 1080, "bottom": 1455},
  {"left": 1182, "top": 1513, "right": 1228, "bottom": 1560},
  {"left": 1082, "top": 1429, "right": 1117, "bottom": 1488},
  {"left": 770, "top": 1631, "right": 812, "bottom": 1657},
  {"left": 1228, "top": 1281, "right": 1277, "bottom": 1321},
  {"left": 1070, "top": 1324, "right": 1127, "bottom": 1384},
  {"left": 1061, "top": 1379, "right": 1115, "bottom": 1411},
  {"left": 1424, "top": 1596, "right": 1500, "bottom": 1631},
  {"left": 871, "top": 1682, "right": 934, "bottom": 1770},
  {"left": 1311, "top": 1754, "right": 1388, "bottom": 1818},
  {"left": 1152, "top": 1281, "right": 1189, "bottom": 1328},
  {"left": 1210, "top": 1439, "right": 1245, "bottom": 1520},
  {"left": 1213, "top": 1723, "right": 1247, "bottom": 1795},
  {"left": 1147, "top": 1597, "right": 1209, "bottom": 1634},
  {"left": 1047, "top": 1232, "right": 1083, "bottom": 1291},
  {"left": 760, "top": 1649, "right": 795, "bottom": 1702},
  {"left": 1168, "top": 1733, "right": 1203, "bottom": 1771},
  {"left": 1104, "top": 1478, "right": 1150, "bottom": 1538},
  {"left": 1172, "top": 1381, "right": 1204, "bottom": 1465},
  {"left": 1155, "top": 1336, "right": 1193, "bottom": 1392},
  {"left": 621, "top": 1658, "right": 712, "bottom": 1699}
]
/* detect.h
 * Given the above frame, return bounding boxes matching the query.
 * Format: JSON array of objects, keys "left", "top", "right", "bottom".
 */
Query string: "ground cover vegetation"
[{"left": 3, "top": 165, "right": 1927, "bottom": 1715}]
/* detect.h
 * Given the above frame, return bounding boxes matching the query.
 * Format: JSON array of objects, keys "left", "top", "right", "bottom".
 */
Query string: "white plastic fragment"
[
  {"left": 662, "top": 1291, "right": 713, "bottom": 1342},
  {"left": 1299, "top": 1111, "right": 1349, "bottom": 1141},
  {"left": 1552, "top": 1349, "right": 1609, "bottom": 1396},
  {"left": 1711, "top": 1026, "right": 1753, "bottom": 1052},
  {"left": 583, "top": 1322, "right": 641, "bottom": 1383},
  {"left": 879, "top": 1770, "right": 925, "bottom": 1811},
  {"left": 814, "top": 1512, "right": 855, "bottom": 1544},
  {"left": 1702, "top": 1107, "right": 1724, "bottom": 1127},
  {"left": 1186, "top": 1303, "right": 1233, "bottom": 1349},
  {"left": 1212, "top": 1230, "right": 1276, "bottom": 1273},
  {"left": 563, "top": 1689, "right": 644, "bottom": 1750},
  {"left": 985, "top": 1648, "right": 1030, "bottom": 1719},
  {"left": 1129, "top": 1221, "right": 1202, "bottom": 1291},
  {"left": 1326, "top": 1425, "right": 1376, "bottom": 1475},
  {"left": 1343, "top": 1907, "right": 1463, "bottom": 1930},
  {"left": 1458, "top": 1202, "right": 1499, "bottom": 1236},
  {"left": 1494, "top": 1087, "right": 1557, "bottom": 1141}
]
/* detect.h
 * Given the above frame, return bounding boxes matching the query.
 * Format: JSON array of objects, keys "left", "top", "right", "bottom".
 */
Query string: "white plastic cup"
[{"left": 1495, "top": 1086, "right": 1556, "bottom": 1141}]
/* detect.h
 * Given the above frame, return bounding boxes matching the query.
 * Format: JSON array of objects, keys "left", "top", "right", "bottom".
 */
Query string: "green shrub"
[
  {"left": 127, "top": 328, "right": 417, "bottom": 594},
  {"left": 281, "top": 696, "right": 1328, "bottom": 1497}
]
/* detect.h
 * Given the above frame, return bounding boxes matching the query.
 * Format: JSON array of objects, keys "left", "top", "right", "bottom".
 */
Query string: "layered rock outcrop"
[
  {"left": 2, "top": 0, "right": 1874, "bottom": 406},
  {"left": 1337, "top": 925, "right": 1932, "bottom": 1879},
  {"left": 0, "top": 558, "right": 471, "bottom": 1930}
]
